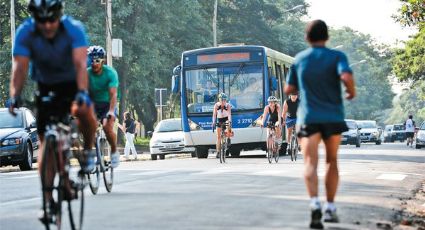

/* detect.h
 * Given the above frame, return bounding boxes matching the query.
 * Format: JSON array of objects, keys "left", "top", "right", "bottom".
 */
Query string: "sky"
[{"left": 307, "top": 0, "right": 418, "bottom": 46}]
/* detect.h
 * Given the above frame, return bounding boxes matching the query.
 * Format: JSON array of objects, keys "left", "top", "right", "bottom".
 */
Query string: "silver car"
[
  {"left": 149, "top": 118, "right": 195, "bottom": 160},
  {"left": 416, "top": 122, "right": 425, "bottom": 149}
]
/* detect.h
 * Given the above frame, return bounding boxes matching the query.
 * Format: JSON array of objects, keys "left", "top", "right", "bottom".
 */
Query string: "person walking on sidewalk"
[
  {"left": 119, "top": 112, "right": 138, "bottom": 160},
  {"left": 285, "top": 19, "right": 356, "bottom": 229},
  {"left": 404, "top": 115, "right": 416, "bottom": 147}
]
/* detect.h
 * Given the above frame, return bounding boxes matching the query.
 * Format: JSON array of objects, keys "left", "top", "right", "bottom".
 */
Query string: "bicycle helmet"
[
  {"left": 267, "top": 96, "right": 278, "bottom": 102},
  {"left": 87, "top": 46, "right": 106, "bottom": 60},
  {"left": 28, "top": 0, "right": 63, "bottom": 21},
  {"left": 218, "top": 93, "right": 228, "bottom": 101}
]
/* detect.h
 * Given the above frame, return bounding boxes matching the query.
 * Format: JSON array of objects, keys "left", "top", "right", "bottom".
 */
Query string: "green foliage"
[
  {"left": 134, "top": 137, "right": 150, "bottom": 147},
  {"left": 392, "top": 29, "right": 425, "bottom": 82},
  {"left": 327, "top": 28, "right": 395, "bottom": 121},
  {"left": 386, "top": 80, "right": 425, "bottom": 125},
  {"left": 394, "top": 0, "right": 425, "bottom": 29}
]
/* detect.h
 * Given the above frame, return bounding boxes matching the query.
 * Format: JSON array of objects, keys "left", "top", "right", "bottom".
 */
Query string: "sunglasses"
[
  {"left": 92, "top": 59, "right": 104, "bottom": 64},
  {"left": 35, "top": 16, "right": 58, "bottom": 24}
]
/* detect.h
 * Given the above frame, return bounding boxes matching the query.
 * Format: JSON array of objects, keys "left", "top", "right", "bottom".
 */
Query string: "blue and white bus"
[{"left": 171, "top": 45, "right": 294, "bottom": 158}]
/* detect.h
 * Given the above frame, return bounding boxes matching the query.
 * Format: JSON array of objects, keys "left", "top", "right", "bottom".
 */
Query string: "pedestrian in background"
[
  {"left": 285, "top": 19, "right": 356, "bottom": 229},
  {"left": 119, "top": 112, "right": 138, "bottom": 160},
  {"left": 404, "top": 115, "right": 416, "bottom": 147}
]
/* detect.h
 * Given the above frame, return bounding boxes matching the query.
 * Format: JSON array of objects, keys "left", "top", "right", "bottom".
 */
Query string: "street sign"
[
  {"left": 112, "top": 39, "right": 122, "bottom": 58},
  {"left": 155, "top": 88, "right": 168, "bottom": 107}
]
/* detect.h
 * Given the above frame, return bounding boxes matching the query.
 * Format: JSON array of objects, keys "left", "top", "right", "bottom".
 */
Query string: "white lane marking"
[
  {"left": 0, "top": 174, "right": 38, "bottom": 180},
  {"left": 130, "top": 170, "right": 173, "bottom": 176},
  {"left": 376, "top": 173, "right": 407, "bottom": 181},
  {"left": 1, "top": 197, "right": 41, "bottom": 206},
  {"left": 250, "top": 170, "right": 288, "bottom": 176}
]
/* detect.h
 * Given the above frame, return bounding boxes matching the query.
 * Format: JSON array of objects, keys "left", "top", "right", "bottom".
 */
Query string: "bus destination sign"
[{"left": 197, "top": 52, "right": 250, "bottom": 65}]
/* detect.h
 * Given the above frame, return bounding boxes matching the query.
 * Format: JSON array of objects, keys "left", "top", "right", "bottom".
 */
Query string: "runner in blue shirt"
[
  {"left": 8, "top": 0, "right": 98, "bottom": 224},
  {"left": 285, "top": 20, "right": 356, "bottom": 229}
]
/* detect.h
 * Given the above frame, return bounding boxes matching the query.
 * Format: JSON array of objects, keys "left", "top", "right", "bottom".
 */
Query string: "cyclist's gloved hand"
[
  {"left": 7, "top": 95, "right": 22, "bottom": 116},
  {"left": 75, "top": 90, "right": 92, "bottom": 107}
]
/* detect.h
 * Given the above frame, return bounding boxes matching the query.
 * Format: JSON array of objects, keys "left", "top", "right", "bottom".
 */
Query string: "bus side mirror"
[
  {"left": 270, "top": 76, "right": 278, "bottom": 91},
  {"left": 172, "top": 75, "right": 180, "bottom": 94}
]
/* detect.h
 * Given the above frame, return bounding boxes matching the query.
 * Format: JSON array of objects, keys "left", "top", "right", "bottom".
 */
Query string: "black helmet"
[{"left": 28, "top": 0, "right": 63, "bottom": 21}]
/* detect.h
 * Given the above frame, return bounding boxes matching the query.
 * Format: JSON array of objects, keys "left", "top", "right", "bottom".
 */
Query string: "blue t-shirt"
[
  {"left": 287, "top": 46, "right": 352, "bottom": 124},
  {"left": 13, "top": 16, "right": 88, "bottom": 84}
]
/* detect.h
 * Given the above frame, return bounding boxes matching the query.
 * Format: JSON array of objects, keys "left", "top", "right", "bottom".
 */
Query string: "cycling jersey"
[
  {"left": 286, "top": 98, "right": 299, "bottom": 118},
  {"left": 268, "top": 105, "right": 279, "bottom": 124},
  {"left": 88, "top": 65, "right": 119, "bottom": 103},
  {"left": 215, "top": 103, "right": 230, "bottom": 118},
  {"left": 13, "top": 16, "right": 88, "bottom": 84}
]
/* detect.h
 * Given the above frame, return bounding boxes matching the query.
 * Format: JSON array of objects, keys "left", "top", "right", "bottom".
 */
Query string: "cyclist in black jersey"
[
  {"left": 283, "top": 93, "right": 300, "bottom": 148},
  {"left": 261, "top": 96, "right": 282, "bottom": 139}
]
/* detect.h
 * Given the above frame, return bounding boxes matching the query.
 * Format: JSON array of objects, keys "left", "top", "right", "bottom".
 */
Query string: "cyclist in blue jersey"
[
  {"left": 8, "top": 0, "right": 97, "bottom": 221},
  {"left": 87, "top": 46, "right": 120, "bottom": 165}
]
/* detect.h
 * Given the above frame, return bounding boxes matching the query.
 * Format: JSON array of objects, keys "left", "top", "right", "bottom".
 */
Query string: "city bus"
[{"left": 171, "top": 45, "right": 294, "bottom": 158}]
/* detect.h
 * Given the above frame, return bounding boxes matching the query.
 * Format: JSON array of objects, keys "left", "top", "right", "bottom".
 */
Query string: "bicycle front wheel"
[
  {"left": 267, "top": 140, "right": 273, "bottom": 164},
  {"left": 41, "top": 135, "right": 63, "bottom": 230},
  {"left": 87, "top": 137, "right": 101, "bottom": 195},
  {"left": 67, "top": 171, "right": 85, "bottom": 230},
  {"left": 100, "top": 138, "right": 113, "bottom": 192},
  {"left": 274, "top": 144, "right": 280, "bottom": 163}
]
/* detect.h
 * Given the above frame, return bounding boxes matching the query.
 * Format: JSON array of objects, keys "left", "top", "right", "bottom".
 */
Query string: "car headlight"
[
  {"left": 418, "top": 132, "right": 425, "bottom": 139},
  {"left": 350, "top": 133, "right": 357, "bottom": 137},
  {"left": 2, "top": 138, "right": 22, "bottom": 146},
  {"left": 373, "top": 131, "right": 379, "bottom": 136}
]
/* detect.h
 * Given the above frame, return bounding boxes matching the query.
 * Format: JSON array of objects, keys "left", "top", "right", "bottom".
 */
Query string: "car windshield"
[
  {"left": 0, "top": 111, "right": 23, "bottom": 128},
  {"left": 345, "top": 120, "right": 357, "bottom": 129},
  {"left": 357, "top": 121, "right": 376, "bottom": 129},
  {"left": 393, "top": 125, "right": 405, "bottom": 131},
  {"left": 155, "top": 120, "right": 182, "bottom": 133}
]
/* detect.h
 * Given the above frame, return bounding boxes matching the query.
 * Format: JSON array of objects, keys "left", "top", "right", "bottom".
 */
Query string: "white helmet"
[{"left": 267, "top": 96, "right": 278, "bottom": 102}]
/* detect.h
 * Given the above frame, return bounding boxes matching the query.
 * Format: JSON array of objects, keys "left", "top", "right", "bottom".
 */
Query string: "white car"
[
  {"left": 416, "top": 122, "right": 425, "bottom": 149},
  {"left": 356, "top": 120, "right": 382, "bottom": 145},
  {"left": 149, "top": 118, "right": 195, "bottom": 160}
]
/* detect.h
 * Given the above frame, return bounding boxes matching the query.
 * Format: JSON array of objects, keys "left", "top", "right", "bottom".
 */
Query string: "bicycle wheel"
[
  {"left": 294, "top": 138, "right": 298, "bottom": 161},
  {"left": 290, "top": 136, "right": 295, "bottom": 162},
  {"left": 274, "top": 142, "right": 280, "bottom": 163},
  {"left": 87, "top": 137, "right": 101, "bottom": 195},
  {"left": 267, "top": 138, "right": 273, "bottom": 164},
  {"left": 67, "top": 171, "right": 85, "bottom": 230},
  {"left": 40, "top": 135, "right": 63, "bottom": 230},
  {"left": 220, "top": 137, "right": 226, "bottom": 164},
  {"left": 100, "top": 137, "right": 113, "bottom": 192}
]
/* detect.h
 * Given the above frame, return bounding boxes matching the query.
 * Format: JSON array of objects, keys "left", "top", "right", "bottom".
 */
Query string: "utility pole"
[
  {"left": 213, "top": 0, "right": 218, "bottom": 47},
  {"left": 106, "top": 0, "right": 112, "bottom": 66},
  {"left": 10, "top": 0, "right": 15, "bottom": 56}
]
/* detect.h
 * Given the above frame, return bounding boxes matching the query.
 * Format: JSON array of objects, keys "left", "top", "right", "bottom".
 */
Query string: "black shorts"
[
  {"left": 406, "top": 132, "right": 414, "bottom": 138},
  {"left": 217, "top": 117, "right": 229, "bottom": 129},
  {"left": 94, "top": 102, "right": 110, "bottom": 120},
  {"left": 35, "top": 81, "right": 77, "bottom": 135},
  {"left": 297, "top": 122, "right": 348, "bottom": 140}
]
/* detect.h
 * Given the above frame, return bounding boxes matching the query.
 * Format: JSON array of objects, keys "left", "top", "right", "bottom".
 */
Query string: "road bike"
[
  {"left": 266, "top": 122, "right": 280, "bottom": 163},
  {"left": 288, "top": 127, "right": 299, "bottom": 161},
  {"left": 38, "top": 94, "right": 86, "bottom": 230},
  {"left": 86, "top": 119, "right": 114, "bottom": 194},
  {"left": 213, "top": 121, "right": 231, "bottom": 164}
]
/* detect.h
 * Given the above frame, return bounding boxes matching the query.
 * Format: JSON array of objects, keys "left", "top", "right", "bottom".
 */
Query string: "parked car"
[
  {"left": 341, "top": 119, "right": 361, "bottom": 147},
  {"left": 0, "top": 108, "right": 39, "bottom": 170},
  {"left": 383, "top": 124, "right": 406, "bottom": 143},
  {"left": 356, "top": 120, "right": 382, "bottom": 145},
  {"left": 416, "top": 122, "right": 425, "bottom": 149},
  {"left": 149, "top": 118, "right": 195, "bottom": 160}
]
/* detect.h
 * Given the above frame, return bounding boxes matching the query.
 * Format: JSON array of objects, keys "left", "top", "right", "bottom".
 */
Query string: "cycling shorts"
[
  {"left": 297, "top": 122, "right": 348, "bottom": 140},
  {"left": 94, "top": 102, "right": 117, "bottom": 121},
  {"left": 35, "top": 81, "right": 77, "bottom": 135},
  {"left": 286, "top": 117, "right": 297, "bottom": 128}
]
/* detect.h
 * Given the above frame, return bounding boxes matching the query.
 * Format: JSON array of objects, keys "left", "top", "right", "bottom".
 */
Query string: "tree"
[
  {"left": 327, "top": 28, "right": 395, "bottom": 121},
  {"left": 394, "top": 0, "right": 425, "bottom": 29}
]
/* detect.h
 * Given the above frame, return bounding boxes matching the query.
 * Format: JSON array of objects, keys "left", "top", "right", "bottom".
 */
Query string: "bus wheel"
[
  {"left": 196, "top": 147, "right": 209, "bottom": 159},
  {"left": 230, "top": 147, "right": 241, "bottom": 158}
]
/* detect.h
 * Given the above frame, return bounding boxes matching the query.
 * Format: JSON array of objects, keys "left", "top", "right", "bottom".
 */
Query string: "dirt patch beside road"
[{"left": 393, "top": 181, "right": 425, "bottom": 230}]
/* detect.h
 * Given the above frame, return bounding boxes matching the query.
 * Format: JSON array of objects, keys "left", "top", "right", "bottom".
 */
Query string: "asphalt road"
[{"left": 0, "top": 143, "right": 424, "bottom": 230}]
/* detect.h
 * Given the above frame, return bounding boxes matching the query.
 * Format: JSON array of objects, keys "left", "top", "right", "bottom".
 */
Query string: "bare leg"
[
  {"left": 323, "top": 135, "right": 341, "bottom": 202},
  {"left": 301, "top": 133, "right": 322, "bottom": 198},
  {"left": 216, "top": 127, "right": 221, "bottom": 153},
  {"left": 103, "top": 118, "right": 117, "bottom": 153},
  {"left": 72, "top": 103, "right": 96, "bottom": 150}
]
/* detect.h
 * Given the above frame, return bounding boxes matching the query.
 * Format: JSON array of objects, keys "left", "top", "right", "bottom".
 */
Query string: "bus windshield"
[{"left": 185, "top": 64, "right": 263, "bottom": 113}]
